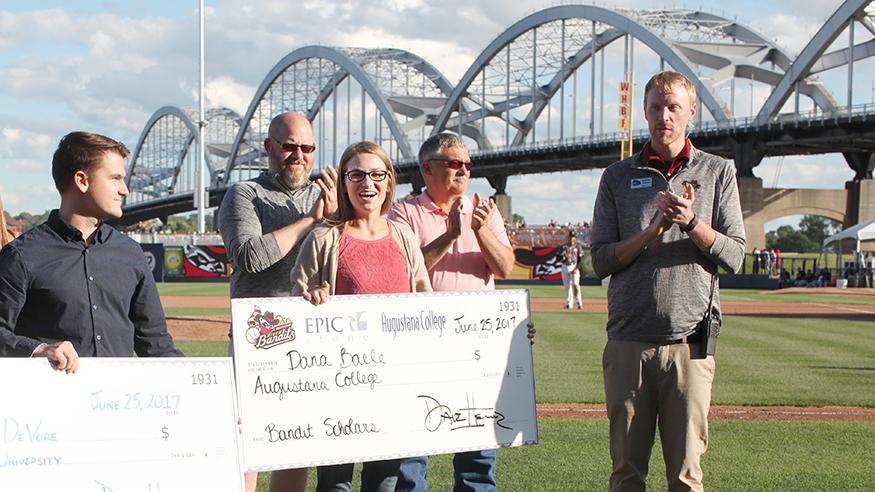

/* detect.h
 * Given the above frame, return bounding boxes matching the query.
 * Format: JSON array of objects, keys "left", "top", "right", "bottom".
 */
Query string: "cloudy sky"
[{"left": 0, "top": 0, "right": 868, "bottom": 229}]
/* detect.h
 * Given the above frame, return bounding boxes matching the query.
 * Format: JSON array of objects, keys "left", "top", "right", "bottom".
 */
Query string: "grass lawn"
[
  {"left": 165, "top": 282, "right": 875, "bottom": 490},
  {"left": 164, "top": 307, "right": 231, "bottom": 317},
  {"left": 157, "top": 282, "right": 230, "bottom": 296},
  {"left": 249, "top": 419, "right": 875, "bottom": 491}
]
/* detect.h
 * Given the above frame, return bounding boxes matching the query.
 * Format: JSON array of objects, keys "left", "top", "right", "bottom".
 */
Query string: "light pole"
[{"left": 195, "top": 0, "right": 207, "bottom": 233}]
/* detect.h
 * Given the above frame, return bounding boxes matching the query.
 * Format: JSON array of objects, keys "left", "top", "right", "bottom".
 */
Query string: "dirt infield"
[
  {"left": 528, "top": 297, "right": 875, "bottom": 320},
  {"left": 162, "top": 289, "right": 875, "bottom": 319},
  {"left": 161, "top": 291, "right": 874, "bottom": 422}
]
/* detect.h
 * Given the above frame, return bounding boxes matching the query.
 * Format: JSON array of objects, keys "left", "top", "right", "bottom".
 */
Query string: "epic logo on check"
[{"left": 306, "top": 312, "right": 368, "bottom": 334}]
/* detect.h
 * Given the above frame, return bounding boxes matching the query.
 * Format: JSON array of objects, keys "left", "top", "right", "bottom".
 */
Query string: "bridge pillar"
[
  {"left": 494, "top": 194, "right": 512, "bottom": 223},
  {"left": 845, "top": 179, "right": 875, "bottom": 227},
  {"left": 842, "top": 152, "right": 874, "bottom": 180},
  {"left": 408, "top": 173, "right": 425, "bottom": 196},
  {"left": 728, "top": 136, "right": 765, "bottom": 177},
  {"left": 737, "top": 176, "right": 765, "bottom": 251},
  {"left": 486, "top": 175, "right": 512, "bottom": 222}
]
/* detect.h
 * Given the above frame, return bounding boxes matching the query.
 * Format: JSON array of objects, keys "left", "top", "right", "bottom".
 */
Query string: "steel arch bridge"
[{"left": 122, "top": 0, "right": 875, "bottom": 225}]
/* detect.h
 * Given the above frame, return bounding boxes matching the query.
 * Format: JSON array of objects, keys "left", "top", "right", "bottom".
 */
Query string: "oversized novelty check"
[
  {"left": 232, "top": 289, "right": 537, "bottom": 471},
  {"left": 0, "top": 358, "right": 244, "bottom": 492}
]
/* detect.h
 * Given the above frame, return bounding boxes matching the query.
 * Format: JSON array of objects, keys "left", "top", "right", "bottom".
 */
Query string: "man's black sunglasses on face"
[{"left": 270, "top": 136, "right": 316, "bottom": 154}]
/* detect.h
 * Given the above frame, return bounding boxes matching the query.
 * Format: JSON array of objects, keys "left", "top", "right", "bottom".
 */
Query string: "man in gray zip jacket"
[
  {"left": 218, "top": 111, "right": 337, "bottom": 492},
  {"left": 591, "top": 71, "right": 745, "bottom": 492}
]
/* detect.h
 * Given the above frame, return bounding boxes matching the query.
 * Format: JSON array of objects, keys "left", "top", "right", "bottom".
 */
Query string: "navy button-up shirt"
[{"left": 0, "top": 210, "right": 182, "bottom": 357}]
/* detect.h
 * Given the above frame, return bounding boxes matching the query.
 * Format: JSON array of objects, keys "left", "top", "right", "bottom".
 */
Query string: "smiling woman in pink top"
[{"left": 285, "top": 141, "right": 431, "bottom": 492}]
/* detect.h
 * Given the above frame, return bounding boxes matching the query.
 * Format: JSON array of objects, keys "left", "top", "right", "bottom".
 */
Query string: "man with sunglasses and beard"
[
  {"left": 217, "top": 111, "right": 337, "bottom": 492},
  {"left": 389, "top": 132, "right": 515, "bottom": 492}
]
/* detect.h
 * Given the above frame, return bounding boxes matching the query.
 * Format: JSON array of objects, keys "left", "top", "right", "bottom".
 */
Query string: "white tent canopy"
[{"left": 822, "top": 216, "right": 875, "bottom": 252}]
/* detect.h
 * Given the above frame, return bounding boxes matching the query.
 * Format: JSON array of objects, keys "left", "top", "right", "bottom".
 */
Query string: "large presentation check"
[
  {"left": 232, "top": 289, "right": 538, "bottom": 471},
  {"left": 0, "top": 358, "right": 244, "bottom": 492}
]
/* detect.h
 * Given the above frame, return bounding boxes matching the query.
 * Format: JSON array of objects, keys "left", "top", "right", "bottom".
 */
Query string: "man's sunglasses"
[
  {"left": 270, "top": 136, "right": 316, "bottom": 154},
  {"left": 345, "top": 170, "right": 389, "bottom": 182},
  {"left": 428, "top": 158, "right": 472, "bottom": 171}
]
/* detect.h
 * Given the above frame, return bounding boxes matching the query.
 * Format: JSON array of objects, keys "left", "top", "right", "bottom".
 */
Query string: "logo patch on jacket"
[
  {"left": 630, "top": 177, "right": 652, "bottom": 189},
  {"left": 682, "top": 179, "right": 701, "bottom": 191}
]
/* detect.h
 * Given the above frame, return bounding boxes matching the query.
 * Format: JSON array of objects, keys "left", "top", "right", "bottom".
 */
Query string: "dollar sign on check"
[{"left": 162, "top": 426, "right": 169, "bottom": 440}]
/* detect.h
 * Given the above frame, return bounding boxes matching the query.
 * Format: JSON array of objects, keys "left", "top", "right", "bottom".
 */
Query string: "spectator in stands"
[
  {"left": 290, "top": 141, "right": 431, "bottom": 491},
  {"left": 218, "top": 112, "right": 338, "bottom": 492},
  {"left": 866, "top": 253, "right": 874, "bottom": 288},
  {"left": 769, "top": 248, "right": 778, "bottom": 276},
  {"left": 805, "top": 270, "right": 817, "bottom": 287},
  {"left": 794, "top": 268, "right": 808, "bottom": 287},
  {"left": 0, "top": 131, "right": 182, "bottom": 367},
  {"left": 779, "top": 268, "right": 792, "bottom": 288},
  {"left": 751, "top": 247, "right": 760, "bottom": 274},
  {"left": 761, "top": 248, "right": 771, "bottom": 276},
  {"left": 559, "top": 230, "right": 583, "bottom": 309}
]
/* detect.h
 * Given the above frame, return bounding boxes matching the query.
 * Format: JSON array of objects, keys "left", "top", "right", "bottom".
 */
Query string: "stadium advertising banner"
[
  {"left": 511, "top": 246, "right": 594, "bottom": 281},
  {"left": 164, "top": 245, "right": 230, "bottom": 281},
  {"left": 140, "top": 243, "right": 165, "bottom": 283}
]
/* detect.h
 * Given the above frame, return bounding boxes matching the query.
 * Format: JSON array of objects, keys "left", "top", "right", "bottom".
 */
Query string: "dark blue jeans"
[
  {"left": 395, "top": 450, "right": 496, "bottom": 492},
  {"left": 316, "top": 459, "right": 400, "bottom": 492}
]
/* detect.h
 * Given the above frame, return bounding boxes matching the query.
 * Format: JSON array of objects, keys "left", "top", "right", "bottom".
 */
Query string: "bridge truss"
[{"left": 123, "top": 0, "right": 875, "bottom": 223}]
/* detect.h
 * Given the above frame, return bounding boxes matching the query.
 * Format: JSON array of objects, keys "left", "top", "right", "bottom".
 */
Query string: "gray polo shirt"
[
  {"left": 591, "top": 145, "right": 746, "bottom": 341},
  {"left": 218, "top": 172, "right": 321, "bottom": 298}
]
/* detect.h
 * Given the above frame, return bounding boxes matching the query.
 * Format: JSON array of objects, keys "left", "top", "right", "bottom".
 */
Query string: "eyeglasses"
[
  {"left": 428, "top": 158, "right": 472, "bottom": 171},
  {"left": 270, "top": 136, "right": 316, "bottom": 154},
  {"left": 345, "top": 170, "right": 389, "bottom": 182}
]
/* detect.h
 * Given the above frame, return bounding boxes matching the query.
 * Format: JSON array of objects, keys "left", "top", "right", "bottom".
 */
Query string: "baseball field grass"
[{"left": 165, "top": 282, "right": 875, "bottom": 491}]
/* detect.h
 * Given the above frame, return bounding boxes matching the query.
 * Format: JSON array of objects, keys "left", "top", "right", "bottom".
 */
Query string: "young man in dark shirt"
[{"left": 0, "top": 131, "right": 182, "bottom": 372}]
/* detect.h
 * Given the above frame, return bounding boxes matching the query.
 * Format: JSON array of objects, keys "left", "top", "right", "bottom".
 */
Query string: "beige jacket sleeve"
[
  {"left": 289, "top": 225, "right": 338, "bottom": 296},
  {"left": 390, "top": 220, "right": 432, "bottom": 293}
]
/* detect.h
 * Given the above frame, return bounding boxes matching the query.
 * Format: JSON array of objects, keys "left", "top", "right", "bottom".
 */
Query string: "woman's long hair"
[{"left": 330, "top": 141, "right": 397, "bottom": 227}]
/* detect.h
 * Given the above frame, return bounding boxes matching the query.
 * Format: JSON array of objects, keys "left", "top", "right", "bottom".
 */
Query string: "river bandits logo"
[{"left": 245, "top": 306, "right": 295, "bottom": 349}]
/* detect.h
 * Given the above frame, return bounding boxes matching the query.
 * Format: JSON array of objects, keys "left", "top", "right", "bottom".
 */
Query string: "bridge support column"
[
  {"left": 729, "top": 136, "right": 765, "bottom": 177},
  {"left": 842, "top": 152, "right": 874, "bottom": 180},
  {"left": 486, "top": 175, "right": 511, "bottom": 223},
  {"left": 494, "top": 194, "right": 512, "bottom": 223},
  {"left": 845, "top": 179, "right": 875, "bottom": 227},
  {"left": 409, "top": 173, "right": 425, "bottom": 196},
  {"left": 737, "top": 176, "right": 765, "bottom": 251}
]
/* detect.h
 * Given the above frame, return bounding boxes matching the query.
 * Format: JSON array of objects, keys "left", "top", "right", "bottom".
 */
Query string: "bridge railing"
[{"left": 451, "top": 103, "right": 875, "bottom": 163}]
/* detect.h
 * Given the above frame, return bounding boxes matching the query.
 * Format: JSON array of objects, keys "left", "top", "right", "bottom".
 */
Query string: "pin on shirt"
[{"left": 630, "top": 177, "right": 652, "bottom": 190}]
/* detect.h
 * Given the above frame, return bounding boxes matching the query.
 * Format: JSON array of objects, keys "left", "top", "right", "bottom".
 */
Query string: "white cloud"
[
  {"left": 0, "top": 127, "right": 53, "bottom": 172},
  {"left": 756, "top": 154, "right": 854, "bottom": 189},
  {"left": 0, "top": 0, "right": 864, "bottom": 220},
  {"left": 750, "top": 13, "right": 829, "bottom": 56},
  {"left": 204, "top": 77, "right": 256, "bottom": 115}
]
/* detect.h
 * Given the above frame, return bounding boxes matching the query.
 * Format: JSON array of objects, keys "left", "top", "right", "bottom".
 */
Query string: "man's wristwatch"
[{"left": 680, "top": 213, "right": 699, "bottom": 233}]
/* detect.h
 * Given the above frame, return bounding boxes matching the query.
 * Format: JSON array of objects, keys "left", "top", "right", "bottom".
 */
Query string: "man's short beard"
[{"left": 275, "top": 168, "right": 309, "bottom": 190}]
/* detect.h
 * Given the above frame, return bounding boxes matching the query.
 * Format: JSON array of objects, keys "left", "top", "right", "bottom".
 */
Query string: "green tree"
[
  {"left": 766, "top": 224, "right": 817, "bottom": 252},
  {"left": 511, "top": 213, "right": 526, "bottom": 227},
  {"left": 15, "top": 210, "right": 51, "bottom": 231},
  {"left": 798, "top": 215, "right": 840, "bottom": 248}
]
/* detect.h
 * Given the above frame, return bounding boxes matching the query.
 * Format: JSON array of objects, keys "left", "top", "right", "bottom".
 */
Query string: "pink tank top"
[{"left": 335, "top": 222, "right": 411, "bottom": 295}]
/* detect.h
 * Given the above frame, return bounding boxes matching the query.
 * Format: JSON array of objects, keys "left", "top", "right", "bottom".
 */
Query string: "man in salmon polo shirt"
[{"left": 389, "top": 132, "right": 515, "bottom": 492}]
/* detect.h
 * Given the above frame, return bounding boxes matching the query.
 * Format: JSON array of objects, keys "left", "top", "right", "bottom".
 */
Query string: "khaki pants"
[{"left": 603, "top": 339, "right": 715, "bottom": 492}]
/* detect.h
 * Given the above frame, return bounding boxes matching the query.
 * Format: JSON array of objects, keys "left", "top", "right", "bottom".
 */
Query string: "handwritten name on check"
[{"left": 232, "top": 289, "right": 538, "bottom": 471}]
